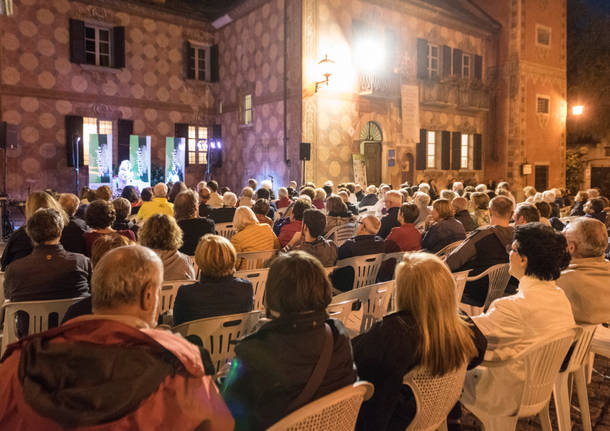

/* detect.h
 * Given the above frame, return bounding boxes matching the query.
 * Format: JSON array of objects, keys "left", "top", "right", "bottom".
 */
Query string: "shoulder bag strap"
[{"left": 285, "top": 322, "right": 334, "bottom": 413}]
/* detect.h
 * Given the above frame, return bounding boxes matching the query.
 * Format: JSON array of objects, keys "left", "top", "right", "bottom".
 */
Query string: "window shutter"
[
  {"left": 452, "top": 48, "right": 462, "bottom": 77},
  {"left": 416, "top": 128, "right": 427, "bottom": 170},
  {"left": 417, "top": 38, "right": 428, "bottom": 80},
  {"left": 69, "top": 19, "right": 85, "bottom": 64},
  {"left": 451, "top": 132, "right": 461, "bottom": 170},
  {"left": 442, "top": 46, "right": 452, "bottom": 78},
  {"left": 175, "top": 123, "right": 189, "bottom": 166},
  {"left": 441, "top": 131, "right": 451, "bottom": 169},
  {"left": 210, "top": 44, "right": 219, "bottom": 82},
  {"left": 112, "top": 26, "right": 125, "bottom": 68},
  {"left": 185, "top": 41, "right": 195, "bottom": 80},
  {"left": 117, "top": 119, "right": 133, "bottom": 162},
  {"left": 65, "top": 115, "right": 84, "bottom": 167},
  {"left": 474, "top": 55, "right": 482, "bottom": 81},
  {"left": 473, "top": 133, "right": 482, "bottom": 170}
]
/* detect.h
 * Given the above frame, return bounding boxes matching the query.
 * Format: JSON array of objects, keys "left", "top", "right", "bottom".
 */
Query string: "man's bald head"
[
  {"left": 358, "top": 215, "right": 381, "bottom": 235},
  {"left": 384, "top": 190, "right": 402, "bottom": 208},
  {"left": 563, "top": 217, "right": 608, "bottom": 258}
]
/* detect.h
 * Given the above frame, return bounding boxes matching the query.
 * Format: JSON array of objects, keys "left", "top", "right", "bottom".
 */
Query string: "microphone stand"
[{"left": 73, "top": 133, "right": 81, "bottom": 194}]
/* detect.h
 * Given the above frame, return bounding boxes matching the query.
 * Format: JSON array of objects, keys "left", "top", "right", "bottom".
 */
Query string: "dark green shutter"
[
  {"left": 175, "top": 123, "right": 189, "bottom": 166},
  {"left": 65, "top": 115, "right": 84, "bottom": 167},
  {"left": 442, "top": 46, "right": 452, "bottom": 78},
  {"left": 112, "top": 27, "right": 125, "bottom": 68},
  {"left": 117, "top": 119, "right": 133, "bottom": 162},
  {"left": 210, "top": 44, "right": 219, "bottom": 82},
  {"left": 473, "top": 133, "right": 482, "bottom": 170},
  {"left": 452, "top": 48, "right": 462, "bottom": 77},
  {"left": 185, "top": 41, "right": 195, "bottom": 80},
  {"left": 416, "top": 128, "right": 427, "bottom": 170},
  {"left": 451, "top": 131, "right": 461, "bottom": 170},
  {"left": 417, "top": 39, "right": 428, "bottom": 79},
  {"left": 441, "top": 131, "right": 451, "bottom": 169},
  {"left": 474, "top": 55, "right": 482, "bottom": 81},
  {"left": 69, "top": 19, "right": 85, "bottom": 64}
]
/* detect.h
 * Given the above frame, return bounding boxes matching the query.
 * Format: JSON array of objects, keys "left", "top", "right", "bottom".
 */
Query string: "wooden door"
[
  {"left": 591, "top": 167, "right": 610, "bottom": 198},
  {"left": 364, "top": 142, "right": 382, "bottom": 186}
]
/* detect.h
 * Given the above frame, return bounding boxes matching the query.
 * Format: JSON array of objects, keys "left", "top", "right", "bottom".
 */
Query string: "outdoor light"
[
  {"left": 210, "top": 141, "right": 216, "bottom": 150},
  {"left": 354, "top": 35, "right": 386, "bottom": 74},
  {"left": 572, "top": 105, "right": 584, "bottom": 116},
  {"left": 315, "top": 54, "right": 335, "bottom": 92}
]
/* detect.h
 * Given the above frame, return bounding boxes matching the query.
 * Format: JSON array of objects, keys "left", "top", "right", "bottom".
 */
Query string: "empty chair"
[
  {"left": 434, "top": 240, "right": 463, "bottom": 258},
  {"left": 553, "top": 325, "right": 597, "bottom": 431},
  {"left": 462, "top": 328, "right": 578, "bottom": 431},
  {"left": 325, "top": 223, "right": 357, "bottom": 247},
  {"left": 215, "top": 222, "right": 236, "bottom": 240},
  {"left": 159, "top": 280, "right": 191, "bottom": 315},
  {"left": 173, "top": 310, "right": 261, "bottom": 373},
  {"left": 334, "top": 253, "right": 384, "bottom": 291},
  {"left": 235, "top": 268, "right": 269, "bottom": 311},
  {"left": 1, "top": 298, "right": 82, "bottom": 355},
  {"left": 236, "top": 249, "right": 277, "bottom": 270},
  {"left": 326, "top": 298, "right": 358, "bottom": 326},
  {"left": 461, "top": 263, "right": 510, "bottom": 316},
  {"left": 404, "top": 364, "right": 468, "bottom": 431},
  {"left": 452, "top": 270, "right": 471, "bottom": 303},
  {"left": 267, "top": 381, "right": 374, "bottom": 431}
]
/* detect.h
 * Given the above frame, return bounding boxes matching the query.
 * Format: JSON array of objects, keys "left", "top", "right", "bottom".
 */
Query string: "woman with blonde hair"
[
  {"left": 1, "top": 191, "right": 69, "bottom": 270},
  {"left": 421, "top": 198, "right": 466, "bottom": 253},
  {"left": 230, "top": 206, "right": 279, "bottom": 254},
  {"left": 353, "top": 252, "right": 486, "bottom": 430},
  {"left": 172, "top": 234, "right": 253, "bottom": 325}
]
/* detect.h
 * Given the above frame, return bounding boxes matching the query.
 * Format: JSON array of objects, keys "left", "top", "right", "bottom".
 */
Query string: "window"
[
  {"left": 462, "top": 54, "right": 471, "bottom": 79},
  {"left": 83, "top": 117, "right": 112, "bottom": 165},
  {"left": 85, "top": 24, "right": 112, "bottom": 67},
  {"left": 460, "top": 134, "right": 470, "bottom": 169},
  {"left": 188, "top": 44, "right": 211, "bottom": 81},
  {"left": 537, "top": 95, "right": 550, "bottom": 114},
  {"left": 187, "top": 125, "right": 208, "bottom": 165},
  {"left": 605, "top": 147, "right": 610, "bottom": 157},
  {"left": 536, "top": 25, "right": 551, "bottom": 47},
  {"left": 428, "top": 44, "right": 439, "bottom": 78},
  {"left": 427, "top": 131, "right": 436, "bottom": 168},
  {"left": 535, "top": 165, "right": 549, "bottom": 191},
  {"left": 242, "top": 94, "right": 253, "bottom": 126}
]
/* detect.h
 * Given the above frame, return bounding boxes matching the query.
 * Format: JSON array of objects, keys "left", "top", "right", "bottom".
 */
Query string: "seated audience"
[
  {"left": 276, "top": 187, "right": 292, "bottom": 209},
  {"left": 359, "top": 185, "right": 379, "bottom": 208},
  {"left": 207, "top": 180, "right": 223, "bottom": 208},
  {"left": 535, "top": 201, "right": 553, "bottom": 226},
  {"left": 386, "top": 203, "right": 422, "bottom": 251},
  {"left": 140, "top": 187, "right": 153, "bottom": 202},
  {"left": 0, "top": 245, "right": 234, "bottom": 430},
  {"left": 174, "top": 190, "right": 215, "bottom": 256},
  {"left": 83, "top": 200, "right": 136, "bottom": 256},
  {"left": 325, "top": 195, "right": 355, "bottom": 234},
  {"left": 353, "top": 252, "right": 486, "bottom": 430},
  {"left": 168, "top": 181, "right": 187, "bottom": 203},
  {"left": 1, "top": 191, "right": 67, "bottom": 270},
  {"left": 58, "top": 193, "right": 89, "bottom": 255},
  {"left": 312, "top": 188, "right": 326, "bottom": 210},
  {"left": 584, "top": 197, "right": 607, "bottom": 224},
  {"left": 421, "top": 199, "right": 466, "bottom": 253},
  {"left": 513, "top": 203, "right": 540, "bottom": 225},
  {"left": 136, "top": 183, "right": 174, "bottom": 221},
  {"left": 282, "top": 209, "right": 337, "bottom": 267},
  {"left": 247, "top": 178, "right": 257, "bottom": 191},
  {"left": 230, "top": 206, "right": 280, "bottom": 254},
  {"left": 337, "top": 215, "right": 389, "bottom": 260},
  {"left": 238, "top": 186, "right": 254, "bottom": 207},
  {"left": 139, "top": 214, "right": 195, "bottom": 280},
  {"left": 412, "top": 191, "right": 432, "bottom": 230},
  {"left": 252, "top": 198, "right": 273, "bottom": 226},
  {"left": 543, "top": 190, "right": 560, "bottom": 218},
  {"left": 447, "top": 196, "right": 514, "bottom": 306},
  {"left": 378, "top": 190, "right": 402, "bottom": 238},
  {"left": 452, "top": 196, "right": 476, "bottom": 232},
  {"left": 173, "top": 235, "right": 253, "bottom": 326},
  {"left": 222, "top": 251, "right": 356, "bottom": 430},
  {"left": 355, "top": 183, "right": 364, "bottom": 201},
  {"left": 94, "top": 185, "right": 112, "bottom": 202},
  {"left": 299, "top": 186, "right": 316, "bottom": 202},
  {"left": 471, "top": 192, "right": 490, "bottom": 228},
  {"left": 198, "top": 186, "right": 212, "bottom": 218},
  {"left": 111, "top": 197, "right": 139, "bottom": 238},
  {"left": 121, "top": 185, "right": 142, "bottom": 215},
  {"left": 338, "top": 190, "right": 359, "bottom": 215},
  {"left": 278, "top": 198, "right": 311, "bottom": 247},
  {"left": 255, "top": 187, "right": 276, "bottom": 219},
  {"left": 557, "top": 217, "right": 610, "bottom": 324},
  {"left": 570, "top": 191, "right": 588, "bottom": 216},
  {"left": 209, "top": 192, "right": 238, "bottom": 224},
  {"left": 462, "top": 223, "right": 575, "bottom": 417}
]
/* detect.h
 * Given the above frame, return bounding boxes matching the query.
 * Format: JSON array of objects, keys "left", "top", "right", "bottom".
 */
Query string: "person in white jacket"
[{"left": 462, "top": 222, "right": 575, "bottom": 417}]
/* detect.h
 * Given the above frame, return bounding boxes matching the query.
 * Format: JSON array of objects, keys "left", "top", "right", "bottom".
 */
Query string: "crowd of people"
[{"left": 0, "top": 176, "right": 609, "bottom": 430}]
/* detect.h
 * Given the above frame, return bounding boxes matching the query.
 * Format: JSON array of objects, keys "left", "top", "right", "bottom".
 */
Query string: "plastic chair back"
[
  {"left": 435, "top": 240, "right": 463, "bottom": 258},
  {"left": 591, "top": 323, "right": 610, "bottom": 358},
  {"left": 1, "top": 298, "right": 83, "bottom": 355},
  {"left": 452, "top": 270, "right": 471, "bottom": 303},
  {"left": 159, "top": 280, "right": 191, "bottom": 315},
  {"left": 564, "top": 324, "right": 597, "bottom": 373},
  {"left": 325, "top": 223, "right": 357, "bottom": 247},
  {"left": 335, "top": 253, "right": 384, "bottom": 290},
  {"left": 404, "top": 364, "right": 468, "bottom": 431},
  {"left": 463, "top": 263, "right": 511, "bottom": 314},
  {"left": 236, "top": 249, "right": 277, "bottom": 270},
  {"left": 173, "top": 310, "right": 261, "bottom": 373},
  {"left": 326, "top": 298, "right": 358, "bottom": 326},
  {"left": 235, "top": 268, "right": 269, "bottom": 311},
  {"left": 215, "top": 222, "right": 236, "bottom": 240},
  {"left": 267, "top": 381, "right": 374, "bottom": 431}
]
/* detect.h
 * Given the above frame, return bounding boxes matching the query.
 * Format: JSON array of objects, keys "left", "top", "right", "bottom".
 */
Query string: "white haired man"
[
  {"left": 378, "top": 190, "right": 403, "bottom": 238},
  {"left": 0, "top": 245, "right": 234, "bottom": 430},
  {"left": 136, "top": 182, "right": 174, "bottom": 221},
  {"left": 557, "top": 217, "right": 610, "bottom": 324},
  {"left": 209, "top": 192, "right": 238, "bottom": 224}
]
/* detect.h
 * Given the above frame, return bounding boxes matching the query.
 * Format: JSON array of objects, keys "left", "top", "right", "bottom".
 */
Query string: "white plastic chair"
[
  {"left": 159, "top": 280, "right": 191, "bottom": 315},
  {"left": 1, "top": 298, "right": 83, "bottom": 355},
  {"left": 173, "top": 310, "right": 261, "bottom": 373},
  {"left": 404, "top": 364, "right": 468, "bottom": 431},
  {"left": 553, "top": 324, "right": 597, "bottom": 431},
  {"left": 236, "top": 249, "right": 277, "bottom": 270},
  {"left": 461, "top": 263, "right": 511, "bottom": 316},
  {"left": 325, "top": 223, "right": 357, "bottom": 247},
  {"left": 451, "top": 270, "right": 471, "bottom": 303},
  {"left": 463, "top": 328, "right": 578, "bottom": 431},
  {"left": 331, "top": 281, "right": 394, "bottom": 337},
  {"left": 326, "top": 298, "right": 358, "bottom": 326},
  {"left": 325, "top": 265, "right": 337, "bottom": 276},
  {"left": 334, "top": 253, "right": 384, "bottom": 291},
  {"left": 215, "top": 222, "right": 236, "bottom": 240},
  {"left": 235, "top": 268, "right": 269, "bottom": 311},
  {"left": 435, "top": 240, "right": 463, "bottom": 258},
  {"left": 267, "top": 381, "right": 374, "bottom": 431}
]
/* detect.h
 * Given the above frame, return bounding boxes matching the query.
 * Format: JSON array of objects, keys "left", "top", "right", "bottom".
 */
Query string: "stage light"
[
  {"left": 354, "top": 35, "right": 386, "bottom": 74},
  {"left": 217, "top": 141, "right": 222, "bottom": 149},
  {"left": 572, "top": 105, "right": 584, "bottom": 116},
  {"left": 210, "top": 141, "right": 216, "bottom": 149}
]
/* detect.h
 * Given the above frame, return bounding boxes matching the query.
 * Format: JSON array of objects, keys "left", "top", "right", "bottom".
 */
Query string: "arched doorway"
[{"left": 360, "top": 121, "right": 383, "bottom": 186}]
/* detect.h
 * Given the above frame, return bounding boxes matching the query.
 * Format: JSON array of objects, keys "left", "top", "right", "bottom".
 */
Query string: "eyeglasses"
[{"left": 506, "top": 243, "right": 519, "bottom": 254}]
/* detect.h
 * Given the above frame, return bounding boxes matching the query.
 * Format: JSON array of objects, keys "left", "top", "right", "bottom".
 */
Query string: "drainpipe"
[{"left": 283, "top": 0, "right": 289, "bottom": 165}]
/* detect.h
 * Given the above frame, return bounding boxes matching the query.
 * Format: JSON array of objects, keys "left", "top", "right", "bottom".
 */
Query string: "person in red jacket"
[
  {"left": 386, "top": 203, "right": 422, "bottom": 251},
  {"left": 278, "top": 198, "right": 311, "bottom": 247},
  {"left": 0, "top": 245, "right": 234, "bottom": 431}
]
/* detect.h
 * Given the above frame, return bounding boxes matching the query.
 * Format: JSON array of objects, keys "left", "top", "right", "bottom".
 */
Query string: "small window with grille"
[{"left": 536, "top": 95, "right": 550, "bottom": 114}]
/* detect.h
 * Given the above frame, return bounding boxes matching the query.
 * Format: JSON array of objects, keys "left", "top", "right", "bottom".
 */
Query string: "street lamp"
[
  {"left": 572, "top": 105, "right": 584, "bottom": 116},
  {"left": 315, "top": 54, "right": 335, "bottom": 92}
]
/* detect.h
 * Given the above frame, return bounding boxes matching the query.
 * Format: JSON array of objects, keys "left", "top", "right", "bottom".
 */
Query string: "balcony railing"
[
  {"left": 419, "top": 79, "right": 490, "bottom": 111},
  {"left": 358, "top": 72, "right": 400, "bottom": 99}
]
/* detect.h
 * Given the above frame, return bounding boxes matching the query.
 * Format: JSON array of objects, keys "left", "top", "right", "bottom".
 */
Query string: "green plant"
[{"left": 565, "top": 150, "right": 584, "bottom": 195}]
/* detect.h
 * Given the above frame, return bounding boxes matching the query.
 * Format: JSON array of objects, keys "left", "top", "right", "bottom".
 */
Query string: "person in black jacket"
[
  {"left": 58, "top": 193, "right": 89, "bottom": 255},
  {"left": 222, "top": 251, "right": 357, "bottom": 431},
  {"left": 209, "top": 192, "right": 237, "bottom": 224},
  {"left": 173, "top": 234, "right": 252, "bottom": 326},
  {"left": 377, "top": 190, "right": 402, "bottom": 238},
  {"left": 353, "top": 252, "right": 486, "bottom": 430},
  {"left": 111, "top": 197, "right": 139, "bottom": 238},
  {"left": 174, "top": 190, "right": 214, "bottom": 256}
]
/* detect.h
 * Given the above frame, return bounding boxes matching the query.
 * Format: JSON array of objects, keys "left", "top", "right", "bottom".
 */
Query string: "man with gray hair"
[
  {"left": 0, "top": 245, "right": 234, "bottom": 430},
  {"left": 136, "top": 182, "right": 174, "bottom": 221},
  {"left": 58, "top": 192, "right": 89, "bottom": 254},
  {"left": 557, "top": 218, "right": 610, "bottom": 324},
  {"left": 378, "top": 190, "right": 403, "bottom": 238}
]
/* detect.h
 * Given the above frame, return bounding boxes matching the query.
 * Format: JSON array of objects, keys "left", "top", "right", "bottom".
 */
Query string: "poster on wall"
[
  {"left": 352, "top": 154, "right": 367, "bottom": 186},
  {"left": 401, "top": 84, "right": 419, "bottom": 145},
  {"left": 88, "top": 134, "right": 112, "bottom": 190},
  {"left": 165, "top": 137, "right": 186, "bottom": 183},
  {"left": 129, "top": 135, "right": 151, "bottom": 188}
]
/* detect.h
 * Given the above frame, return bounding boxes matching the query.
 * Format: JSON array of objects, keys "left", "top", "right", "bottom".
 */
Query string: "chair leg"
[
  {"left": 479, "top": 416, "right": 518, "bottom": 431},
  {"left": 553, "top": 372, "right": 572, "bottom": 431},
  {"left": 586, "top": 352, "right": 595, "bottom": 384},
  {"left": 538, "top": 403, "right": 552, "bottom": 431},
  {"left": 573, "top": 367, "right": 593, "bottom": 431}
]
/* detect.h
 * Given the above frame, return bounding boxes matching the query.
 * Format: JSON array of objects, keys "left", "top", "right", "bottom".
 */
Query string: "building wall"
[{"left": 0, "top": 0, "right": 215, "bottom": 199}]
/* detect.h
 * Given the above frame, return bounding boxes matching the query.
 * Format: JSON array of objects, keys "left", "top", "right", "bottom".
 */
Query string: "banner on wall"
[
  {"left": 129, "top": 135, "right": 151, "bottom": 187},
  {"left": 165, "top": 137, "right": 186, "bottom": 183},
  {"left": 88, "top": 134, "right": 112, "bottom": 189},
  {"left": 352, "top": 154, "right": 367, "bottom": 186},
  {"left": 401, "top": 84, "right": 419, "bottom": 145}
]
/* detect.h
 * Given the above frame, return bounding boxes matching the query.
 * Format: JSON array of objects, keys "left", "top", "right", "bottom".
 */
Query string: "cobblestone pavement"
[{"left": 462, "top": 355, "right": 610, "bottom": 430}]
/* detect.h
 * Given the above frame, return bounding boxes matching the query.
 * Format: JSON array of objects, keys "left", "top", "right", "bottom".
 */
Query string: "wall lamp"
[{"left": 315, "top": 54, "right": 335, "bottom": 92}]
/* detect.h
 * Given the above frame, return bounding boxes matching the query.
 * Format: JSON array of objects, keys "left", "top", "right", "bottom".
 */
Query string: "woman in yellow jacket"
[{"left": 230, "top": 206, "right": 280, "bottom": 253}]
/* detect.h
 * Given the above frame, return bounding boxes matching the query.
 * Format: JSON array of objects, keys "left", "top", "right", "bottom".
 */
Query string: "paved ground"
[{"left": 462, "top": 355, "right": 610, "bottom": 430}]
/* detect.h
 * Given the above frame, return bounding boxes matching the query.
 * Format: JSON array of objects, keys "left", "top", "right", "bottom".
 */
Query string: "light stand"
[{"left": 72, "top": 132, "right": 81, "bottom": 194}]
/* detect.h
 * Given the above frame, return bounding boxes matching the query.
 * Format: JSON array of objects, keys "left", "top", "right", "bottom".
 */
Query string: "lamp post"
[{"left": 572, "top": 105, "right": 584, "bottom": 116}]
